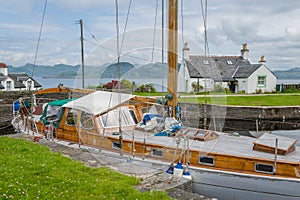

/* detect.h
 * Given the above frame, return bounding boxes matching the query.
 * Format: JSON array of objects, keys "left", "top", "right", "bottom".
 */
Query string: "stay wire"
[
  {"left": 120, "top": 0, "right": 133, "bottom": 54},
  {"left": 83, "top": 23, "right": 100, "bottom": 45},
  {"left": 200, "top": 0, "right": 209, "bottom": 55},
  {"left": 31, "top": 0, "right": 47, "bottom": 79},
  {"left": 151, "top": 0, "right": 159, "bottom": 63}
]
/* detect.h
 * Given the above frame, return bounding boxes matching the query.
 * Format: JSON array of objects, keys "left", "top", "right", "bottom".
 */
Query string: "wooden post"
[
  {"left": 274, "top": 138, "right": 278, "bottom": 175},
  {"left": 167, "top": 0, "right": 178, "bottom": 117}
]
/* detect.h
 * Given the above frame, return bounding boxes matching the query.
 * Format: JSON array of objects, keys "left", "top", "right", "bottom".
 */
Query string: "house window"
[
  {"left": 227, "top": 60, "right": 233, "bottom": 65},
  {"left": 257, "top": 76, "right": 266, "bottom": 87},
  {"left": 66, "top": 109, "right": 77, "bottom": 126},
  {"left": 203, "top": 60, "right": 209, "bottom": 65},
  {"left": 6, "top": 81, "right": 12, "bottom": 90},
  {"left": 27, "top": 81, "right": 32, "bottom": 90},
  {"left": 199, "top": 156, "right": 214, "bottom": 166},
  {"left": 80, "top": 111, "right": 94, "bottom": 129},
  {"left": 255, "top": 163, "right": 274, "bottom": 174}
]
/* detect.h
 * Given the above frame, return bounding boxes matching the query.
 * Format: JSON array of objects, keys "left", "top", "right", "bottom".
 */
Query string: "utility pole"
[{"left": 79, "top": 19, "right": 85, "bottom": 88}]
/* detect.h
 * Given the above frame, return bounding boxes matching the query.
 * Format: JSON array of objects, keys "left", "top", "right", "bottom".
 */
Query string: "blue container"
[{"left": 13, "top": 101, "right": 20, "bottom": 112}]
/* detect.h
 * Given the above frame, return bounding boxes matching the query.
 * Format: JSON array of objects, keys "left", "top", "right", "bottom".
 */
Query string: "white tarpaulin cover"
[{"left": 62, "top": 91, "right": 135, "bottom": 115}]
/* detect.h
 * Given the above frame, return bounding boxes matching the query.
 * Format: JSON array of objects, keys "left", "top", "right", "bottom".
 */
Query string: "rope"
[{"left": 31, "top": 0, "right": 48, "bottom": 78}]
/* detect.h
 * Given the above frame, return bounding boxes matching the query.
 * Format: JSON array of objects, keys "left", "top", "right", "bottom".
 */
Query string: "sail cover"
[
  {"left": 40, "top": 98, "right": 75, "bottom": 128},
  {"left": 62, "top": 91, "right": 135, "bottom": 115}
]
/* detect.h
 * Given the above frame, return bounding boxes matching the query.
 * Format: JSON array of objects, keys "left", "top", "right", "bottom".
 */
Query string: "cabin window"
[
  {"left": 255, "top": 163, "right": 274, "bottom": 174},
  {"left": 257, "top": 76, "right": 266, "bottom": 87},
  {"left": 80, "top": 111, "right": 94, "bottom": 129},
  {"left": 199, "top": 156, "right": 214, "bottom": 166},
  {"left": 66, "top": 108, "right": 77, "bottom": 126},
  {"left": 141, "top": 106, "right": 158, "bottom": 115},
  {"left": 112, "top": 141, "right": 121, "bottom": 149},
  {"left": 151, "top": 149, "right": 163, "bottom": 157},
  {"left": 46, "top": 105, "right": 62, "bottom": 122},
  {"left": 100, "top": 107, "right": 138, "bottom": 128}
]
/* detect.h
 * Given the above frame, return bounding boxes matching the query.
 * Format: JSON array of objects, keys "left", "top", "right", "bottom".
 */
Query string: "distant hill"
[
  {"left": 100, "top": 62, "right": 135, "bottom": 78},
  {"left": 8, "top": 63, "right": 80, "bottom": 78},
  {"left": 7, "top": 62, "right": 169, "bottom": 79},
  {"left": 273, "top": 68, "right": 300, "bottom": 79}
]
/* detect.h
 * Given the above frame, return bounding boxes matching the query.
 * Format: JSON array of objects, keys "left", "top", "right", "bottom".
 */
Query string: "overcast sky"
[{"left": 0, "top": 0, "right": 299, "bottom": 70}]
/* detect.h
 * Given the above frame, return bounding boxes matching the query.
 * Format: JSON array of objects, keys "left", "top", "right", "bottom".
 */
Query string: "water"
[
  {"left": 35, "top": 77, "right": 300, "bottom": 90},
  {"left": 277, "top": 79, "right": 300, "bottom": 85},
  {"left": 34, "top": 77, "right": 168, "bottom": 92}
]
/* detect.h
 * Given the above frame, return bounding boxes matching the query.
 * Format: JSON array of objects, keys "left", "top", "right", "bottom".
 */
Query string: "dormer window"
[
  {"left": 203, "top": 60, "right": 209, "bottom": 65},
  {"left": 227, "top": 60, "right": 233, "bottom": 65}
]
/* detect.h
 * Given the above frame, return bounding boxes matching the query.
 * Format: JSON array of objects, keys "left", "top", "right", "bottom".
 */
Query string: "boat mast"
[{"left": 167, "top": 0, "right": 178, "bottom": 117}]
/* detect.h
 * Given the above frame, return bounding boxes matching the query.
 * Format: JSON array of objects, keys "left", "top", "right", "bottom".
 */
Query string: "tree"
[
  {"left": 135, "top": 83, "right": 156, "bottom": 93},
  {"left": 120, "top": 79, "right": 132, "bottom": 89},
  {"left": 191, "top": 81, "right": 203, "bottom": 92}
]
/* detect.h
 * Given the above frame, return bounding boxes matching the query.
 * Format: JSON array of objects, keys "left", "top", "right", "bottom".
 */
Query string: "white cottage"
[
  {"left": 0, "top": 63, "right": 42, "bottom": 91},
  {"left": 179, "top": 43, "right": 277, "bottom": 93}
]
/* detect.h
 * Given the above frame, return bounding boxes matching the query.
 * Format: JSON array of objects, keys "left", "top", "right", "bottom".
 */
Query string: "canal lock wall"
[{"left": 1, "top": 91, "right": 300, "bottom": 134}]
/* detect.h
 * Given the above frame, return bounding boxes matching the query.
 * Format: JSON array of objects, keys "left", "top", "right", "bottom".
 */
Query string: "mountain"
[
  {"left": 7, "top": 62, "right": 169, "bottom": 79},
  {"left": 8, "top": 63, "right": 80, "bottom": 78},
  {"left": 100, "top": 62, "right": 135, "bottom": 78},
  {"left": 273, "top": 68, "right": 300, "bottom": 79}
]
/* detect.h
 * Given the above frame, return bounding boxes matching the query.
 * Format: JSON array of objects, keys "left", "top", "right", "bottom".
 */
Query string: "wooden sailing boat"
[{"left": 12, "top": 1, "right": 300, "bottom": 199}]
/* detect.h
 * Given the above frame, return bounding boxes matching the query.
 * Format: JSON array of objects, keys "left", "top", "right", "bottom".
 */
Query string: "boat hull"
[
  {"left": 191, "top": 168, "right": 300, "bottom": 200},
  {"left": 126, "top": 157, "right": 300, "bottom": 200}
]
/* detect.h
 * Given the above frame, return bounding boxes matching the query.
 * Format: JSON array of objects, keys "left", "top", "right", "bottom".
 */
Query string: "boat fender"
[
  {"left": 231, "top": 132, "right": 240, "bottom": 137},
  {"left": 173, "top": 162, "right": 184, "bottom": 177},
  {"left": 182, "top": 170, "right": 192, "bottom": 180},
  {"left": 166, "top": 163, "right": 174, "bottom": 174}
]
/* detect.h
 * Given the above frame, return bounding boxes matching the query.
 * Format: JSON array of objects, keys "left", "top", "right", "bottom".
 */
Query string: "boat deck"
[{"left": 115, "top": 129, "right": 300, "bottom": 163}]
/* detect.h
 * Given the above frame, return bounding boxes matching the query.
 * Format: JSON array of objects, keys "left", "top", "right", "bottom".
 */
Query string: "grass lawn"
[
  {"left": 179, "top": 94, "right": 300, "bottom": 106},
  {"left": 0, "top": 137, "right": 170, "bottom": 200}
]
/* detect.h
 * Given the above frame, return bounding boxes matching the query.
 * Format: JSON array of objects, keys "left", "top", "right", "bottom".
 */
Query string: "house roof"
[
  {"left": 8, "top": 73, "right": 42, "bottom": 88},
  {"left": 233, "top": 64, "right": 261, "bottom": 78},
  {"left": 8, "top": 74, "right": 26, "bottom": 88},
  {"left": 0, "top": 75, "right": 6, "bottom": 81},
  {"left": 184, "top": 55, "right": 273, "bottom": 80}
]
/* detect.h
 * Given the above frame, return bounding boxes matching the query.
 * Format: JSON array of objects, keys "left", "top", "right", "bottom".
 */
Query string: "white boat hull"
[
  {"left": 191, "top": 168, "right": 300, "bottom": 200},
  {"left": 127, "top": 157, "right": 300, "bottom": 200}
]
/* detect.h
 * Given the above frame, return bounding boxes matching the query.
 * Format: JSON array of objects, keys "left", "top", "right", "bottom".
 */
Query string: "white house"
[
  {"left": 0, "top": 63, "right": 42, "bottom": 91},
  {"left": 179, "top": 43, "right": 277, "bottom": 93}
]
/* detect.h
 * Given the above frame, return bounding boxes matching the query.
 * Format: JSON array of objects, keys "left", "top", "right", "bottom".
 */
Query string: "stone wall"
[
  {"left": 2, "top": 91, "right": 300, "bottom": 134},
  {"left": 180, "top": 103, "right": 300, "bottom": 132},
  {"left": 0, "top": 90, "right": 85, "bottom": 135}
]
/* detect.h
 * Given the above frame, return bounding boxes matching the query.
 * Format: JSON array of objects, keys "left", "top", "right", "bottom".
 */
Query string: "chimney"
[
  {"left": 0, "top": 63, "right": 8, "bottom": 76},
  {"left": 240, "top": 43, "right": 249, "bottom": 60},
  {"left": 183, "top": 42, "right": 190, "bottom": 60},
  {"left": 259, "top": 55, "right": 266, "bottom": 63}
]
